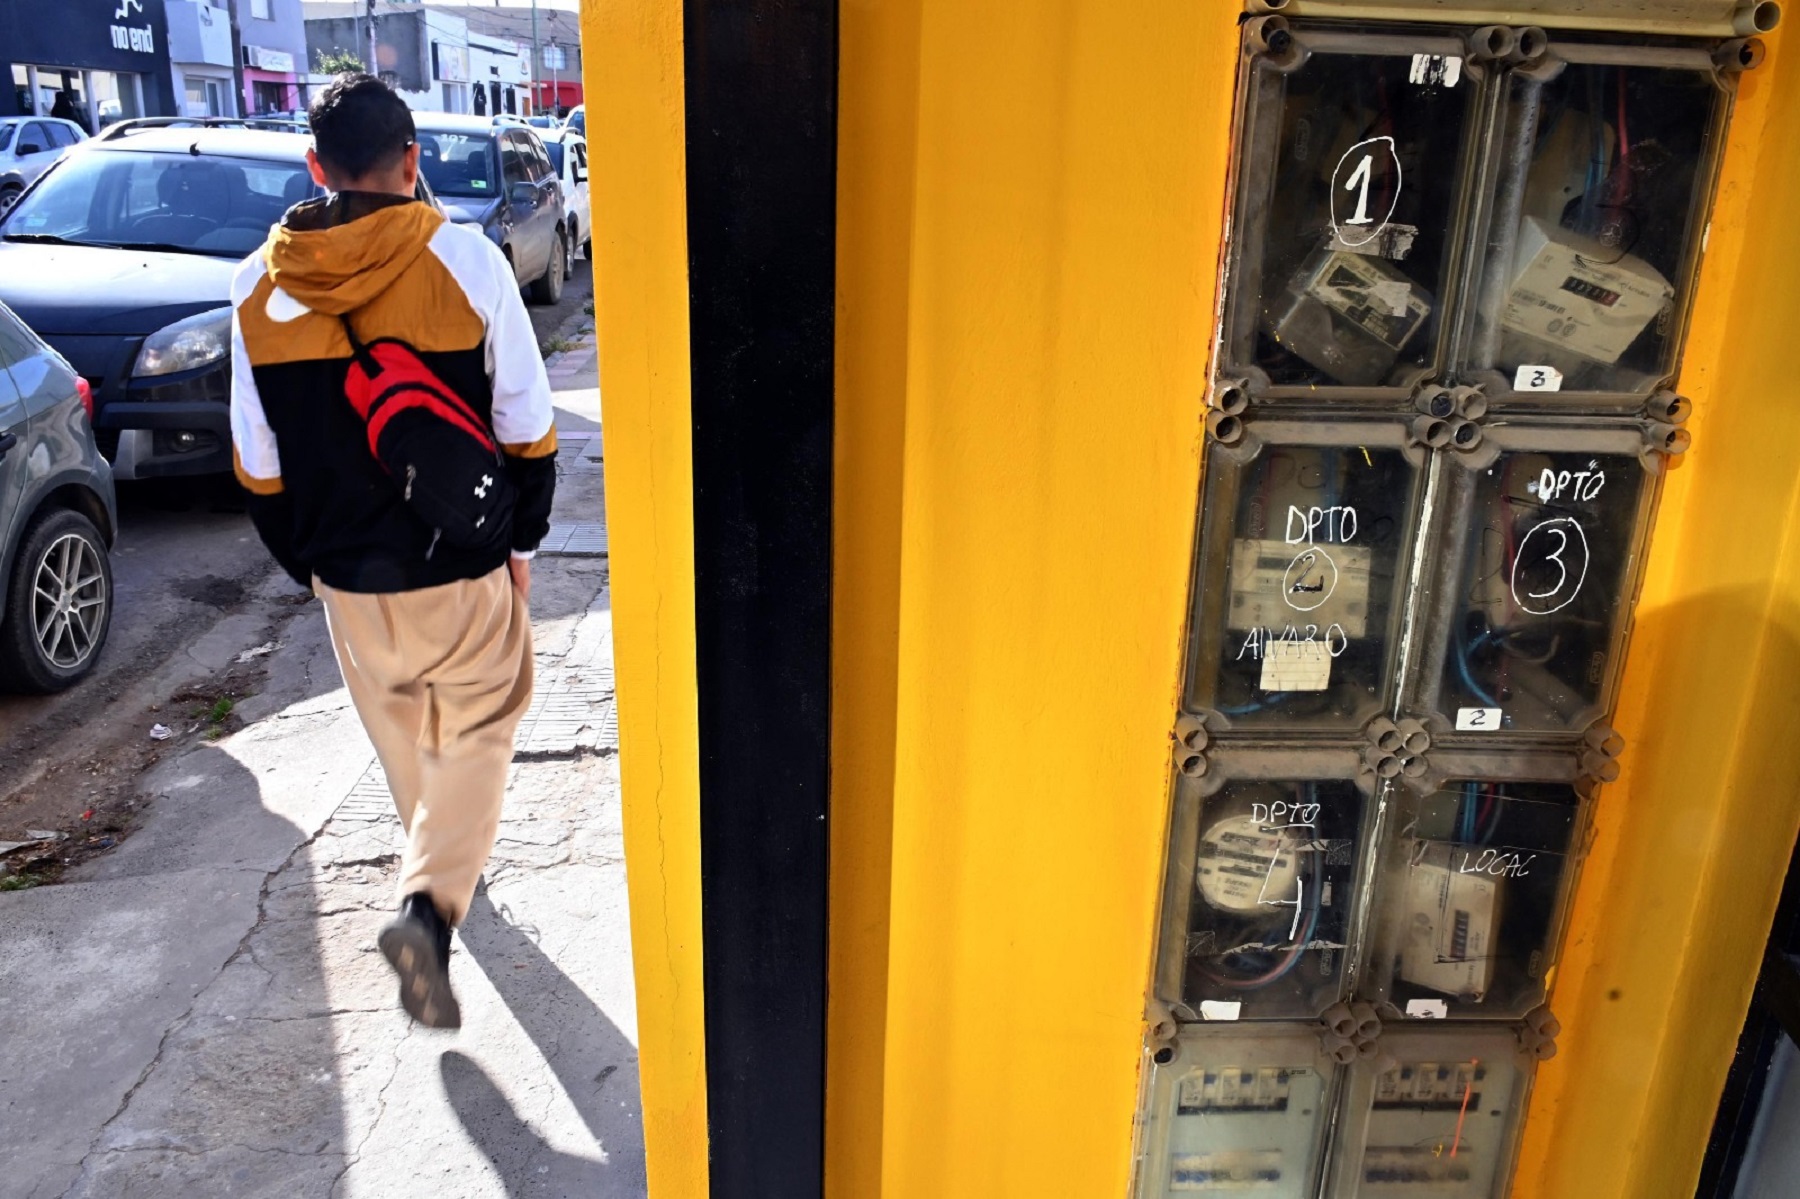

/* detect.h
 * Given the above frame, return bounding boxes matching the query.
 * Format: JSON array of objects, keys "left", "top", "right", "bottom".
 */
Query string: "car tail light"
[{"left": 75, "top": 376, "right": 94, "bottom": 421}]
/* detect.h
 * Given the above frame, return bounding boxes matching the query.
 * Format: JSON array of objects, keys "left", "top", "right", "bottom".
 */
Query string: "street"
[{"left": 0, "top": 260, "right": 646, "bottom": 1198}]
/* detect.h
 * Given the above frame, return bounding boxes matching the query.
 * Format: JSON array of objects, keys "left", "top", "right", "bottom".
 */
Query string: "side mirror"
[{"left": 508, "top": 181, "right": 536, "bottom": 206}]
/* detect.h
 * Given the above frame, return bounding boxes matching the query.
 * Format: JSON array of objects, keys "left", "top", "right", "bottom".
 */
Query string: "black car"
[
  {"left": 0, "top": 120, "right": 444, "bottom": 479},
  {"left": 413, "top": 115, "right": 571, "bottom": 306}
]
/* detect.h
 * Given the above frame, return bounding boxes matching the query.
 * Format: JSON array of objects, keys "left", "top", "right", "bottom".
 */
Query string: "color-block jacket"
[{"left": 229, "top": 192, "right": 556, "bottom": 593}]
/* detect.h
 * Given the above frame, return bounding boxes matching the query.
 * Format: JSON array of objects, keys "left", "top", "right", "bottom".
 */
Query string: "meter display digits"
[{"left": 1365, "top": 781, "right": 1580, "bottom": 1021}]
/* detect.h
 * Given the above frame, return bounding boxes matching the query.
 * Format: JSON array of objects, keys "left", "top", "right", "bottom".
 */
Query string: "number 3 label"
[{"left": 1514, "top": 364, "right": 1564, "bottom": 392}]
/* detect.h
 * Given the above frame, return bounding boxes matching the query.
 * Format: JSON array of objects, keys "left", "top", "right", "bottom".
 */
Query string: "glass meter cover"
[
  {"left": 1169, "top": 778, "right": 1368, "bottom": 1021},
  {"left": 1136, "top": 1028, "right": 1335, "bottom": 1199},
  {"left": 1187, "top": 433, "right": 1420, "bottom": 733},
  {"left": 1463, "top": 51, "right": 1726, "bottom": 396},
  {"left": 1423, "top": 444, "right": 1651, "bottom": 737},
  {"left": 1225, "top": 31, "right": 1477, "bottom": 390},
  {"left": 1364, "top": 781, "right": 1581, "bottom": 1020},
  {"left": 1328, "top": 1027, "right": 1528, "bottom": 1199}
]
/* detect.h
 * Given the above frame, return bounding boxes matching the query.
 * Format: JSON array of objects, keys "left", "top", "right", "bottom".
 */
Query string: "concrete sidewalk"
[{"left": 0, "top": 321, "right": 644, "bottom": 1199}]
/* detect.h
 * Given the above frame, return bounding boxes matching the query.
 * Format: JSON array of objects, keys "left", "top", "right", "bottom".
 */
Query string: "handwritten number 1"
[{"left": 1344, "top": 154, "right": 1375, "bottom": 225}]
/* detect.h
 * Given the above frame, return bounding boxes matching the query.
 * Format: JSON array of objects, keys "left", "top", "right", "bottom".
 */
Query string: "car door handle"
[{"left": 0, "top": 432, "right": 16, "bottom": 463}]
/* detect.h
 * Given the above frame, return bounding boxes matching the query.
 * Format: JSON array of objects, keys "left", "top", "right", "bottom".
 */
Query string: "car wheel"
[
  {"left": 529, "top": 229, "right": 566, "bottom": 305},
  {"left": 0, "top": 185, "right": 21, "bottom": 217},
  {"left": 0, "top": 508, "right": 113, "bottom": 694}
]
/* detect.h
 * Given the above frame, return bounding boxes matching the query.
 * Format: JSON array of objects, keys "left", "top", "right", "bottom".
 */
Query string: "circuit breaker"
[{"left": 1140, "top": 11, "right": 1754, "bottom": 1198}]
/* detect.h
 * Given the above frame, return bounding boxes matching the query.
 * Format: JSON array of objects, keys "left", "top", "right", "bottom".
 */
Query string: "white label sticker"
[
  {"left": 1199, "top": 1000, "right": 1243, "bottom": 1022},
  {"left": 1405, "top": 998, "right": 1450, "bottom": 1019},
  {"left": 1515, "top": 364, "right": 1565, "bottom": 392},
  {"left": 1260, "top": 639, "right": 1330, "bottom": 692},
  {"left": 1331, "top": 223, "right": 1419, "bottom": 262},
  {"left": 1409, "top": 53, "right": 1463, "bottom": 87},
  {"left": 1455, "top": 707, "right": 1503, "bottom": 731},
  {"left": 1372, "top": 279, "right": 1414, "bottom": 317}
]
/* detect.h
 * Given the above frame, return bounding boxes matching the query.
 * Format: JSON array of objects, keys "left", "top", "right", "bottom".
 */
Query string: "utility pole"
[
  {"left": 548, "top": 39, "right": 558, "bottom": 116},
  {"left": 365, "top": 0, "right": 378, "bottom": 76},
  {"left": 528, "top": 0, "right": 540, "bottom": 114}
]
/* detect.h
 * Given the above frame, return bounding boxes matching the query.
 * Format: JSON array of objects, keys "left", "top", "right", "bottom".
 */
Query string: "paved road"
[{"left": 0, "top": 260, "right": 595, "bottom": 833}]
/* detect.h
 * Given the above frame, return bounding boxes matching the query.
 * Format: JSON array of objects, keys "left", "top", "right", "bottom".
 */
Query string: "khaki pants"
[{"left": 316, "top": 568, "right": 533, "bottom": 924}]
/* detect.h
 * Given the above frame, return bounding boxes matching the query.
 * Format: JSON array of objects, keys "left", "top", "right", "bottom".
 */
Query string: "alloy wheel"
[{"left": 31, "top": 532, "right": 107, "bottom": 670}]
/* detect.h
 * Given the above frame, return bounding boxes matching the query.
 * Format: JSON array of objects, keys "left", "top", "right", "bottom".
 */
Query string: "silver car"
[
  {"left": 0, "top": 117, "right": 88, "bottom": 216},
  {"left": 0, "top": 300, "right": 116, "bottom": 692}
]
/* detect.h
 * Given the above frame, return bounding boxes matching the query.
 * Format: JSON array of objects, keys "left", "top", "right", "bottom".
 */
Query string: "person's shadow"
[{"left": 443, "top": 892, "right": 646, "bottom": 1197}]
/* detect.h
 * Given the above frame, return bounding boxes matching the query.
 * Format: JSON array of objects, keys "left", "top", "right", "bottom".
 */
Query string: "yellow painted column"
[
  {"left": 581, "top": 2, "right": 710, "bottom": 1195},
  {"left": 851, "top": 3, "right": 1239, "bottom": 1195},
  {"left": 1516, "top": 29, "right": 1800, "bottom": 1199}
]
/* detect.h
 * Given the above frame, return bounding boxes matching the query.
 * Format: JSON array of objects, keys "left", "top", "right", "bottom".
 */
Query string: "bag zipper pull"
[
  {"left": 426, "top": 528, "right": 442, "bottom": 560},
  {"left": 405, "top": 464, "right": 416, "bottom": 501}
]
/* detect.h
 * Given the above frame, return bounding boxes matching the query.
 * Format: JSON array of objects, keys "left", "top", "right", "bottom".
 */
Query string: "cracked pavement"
[{"left": 0, "top": 318, "right": 645, "bottom": 1198}]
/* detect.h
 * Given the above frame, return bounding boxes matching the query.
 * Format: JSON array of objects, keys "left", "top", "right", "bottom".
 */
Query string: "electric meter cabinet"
[
  {"left": 1220, "top": 25, "right": 1482, "bottom": 395},
  {"left": 1156, "top": 753, "right": 1377, "bottom": 1022},
  {"left": 1362, "top": 779, "right": 1583, "bottom": 1021},
  {"left": 1458, "top": 42, "right": 1730, "bottom": 401},
  {"left": 1135, "top": 1026, "right": 1338, "bottom": 1199},
  {"left": 1326, "top": 1026, "right": 1532, "bottom": 1199},
  {"left": 1404, "top": 426, "right": 1657, "bottom": 740},
  {"left": 1186, "top": 421, "right": 1425, "bottom": 735}
]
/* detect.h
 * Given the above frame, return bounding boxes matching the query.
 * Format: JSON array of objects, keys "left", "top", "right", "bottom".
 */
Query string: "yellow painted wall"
[
  {"left": 581, "top": 2, "right": 710, "bottom": 1196},
  {"left": 835, "top": 3, "right": 1240, "bottom": 1195},
  {"left": 1514, "top": 29, "right": 1800, "bottom": 1199}
]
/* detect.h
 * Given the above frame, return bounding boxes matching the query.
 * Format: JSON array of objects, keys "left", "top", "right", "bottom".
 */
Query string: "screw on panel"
[
  {"left": 1174, "top": 712, "right": 1211, "bottom": 777},
  {"left": 1410, "top": 416, "right": 1452, "bottom": 449},
  {"left": 1414, "top": 383, "right": 1456, "bottom": 420},
  {"left": 1511, "top": 26, "right": 1550, "bottom": 65},
  {"left": 1147, "top": 997, "right": 1180, "bottom": 1064},
  {"left": 1363, "top": 716, "right": 1429, "bottom": 781},
  {"left": 1207, "top": 410, "right": 1245, "bottom": 445},
  {"left": 1244, "top": 15, "right": 1294, "bottom": 60},
  {"left": 1319, "top": 1001, "right": 1383, "bottom": 1063},
  {"left": 1452, "top": 386, "right": 1488, "bottom": 421},
  {"left": 1646, "top": 391, "right": 1693, "bottom": 426}
]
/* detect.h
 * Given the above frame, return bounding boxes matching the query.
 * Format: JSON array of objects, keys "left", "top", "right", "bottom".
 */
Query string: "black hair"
[{"left": 308, "top": 72, "right": 415, "bottom": 182}]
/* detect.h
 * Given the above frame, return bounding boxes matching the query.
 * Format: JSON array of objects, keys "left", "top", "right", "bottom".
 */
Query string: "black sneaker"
[{"left": 377, "top": 892, "right": 462, "bottom": 1030}]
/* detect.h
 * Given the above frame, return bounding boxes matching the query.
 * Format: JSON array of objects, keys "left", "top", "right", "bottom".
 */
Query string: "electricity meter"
[
  {"left": 1185, "top": 421, "right": 1424, "bottom": 734},
  {"left": 1326, "top": 1026, "right": 1531, "bottom": 1199},
  {"left": 1458, "top": 43, "right": 1729, "bottom": 399},
  {"left": 1135, "top": 1026, "right": 1338, "bottom": 1199},
  {"left": 1404, "top": 425, "right": 1656, "bottom": 739},
  {"left": 1156, "top": 755, "right": 1376, "bottom": 1021},
  {"left": 1362, "top": 779, "right": 1582, "bottom": 1021},
  {"left": 1221, "top": 25, "right": 1481, "bottom": 393}
]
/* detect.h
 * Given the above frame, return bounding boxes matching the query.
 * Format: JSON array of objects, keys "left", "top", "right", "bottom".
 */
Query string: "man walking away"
[{"left": 229, "top": 74, "right": 557, "bottom": 1029}]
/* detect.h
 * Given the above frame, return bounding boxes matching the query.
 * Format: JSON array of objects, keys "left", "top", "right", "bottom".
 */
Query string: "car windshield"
[
  {"left": 566, "top": 110, "right": 584, "bottom": 136},
  {"left": 0, "top": 149, "right": 312, "bottom": 257},
  {"left": 416, "top": 131, "right": 496, "bottom": 199}
]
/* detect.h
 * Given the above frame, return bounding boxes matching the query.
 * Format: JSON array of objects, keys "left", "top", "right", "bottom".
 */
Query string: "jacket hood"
[{"left": 262, "top": 194, "right": 445, "bottom": 315}]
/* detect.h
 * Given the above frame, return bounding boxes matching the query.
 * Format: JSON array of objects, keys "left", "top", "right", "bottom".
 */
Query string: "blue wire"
[{"left": 1455, "top": 627, "right": 1500, "bottom": 708}]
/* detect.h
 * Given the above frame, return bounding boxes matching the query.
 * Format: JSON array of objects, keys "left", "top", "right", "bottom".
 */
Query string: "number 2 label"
[{"left": 1456, "top": 707, "right": 1502, "bottom": 731}]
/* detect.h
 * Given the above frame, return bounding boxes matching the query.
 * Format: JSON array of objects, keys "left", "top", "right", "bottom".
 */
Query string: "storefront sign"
[
  {"left": 245, "top": 45, "right": 295, "bottom": 73},
  {"left": 434, "top": 42, "right": 470, "bottom": 83},
  {"left": 110, "top": 0, "right": 157, "bottom": 54}
]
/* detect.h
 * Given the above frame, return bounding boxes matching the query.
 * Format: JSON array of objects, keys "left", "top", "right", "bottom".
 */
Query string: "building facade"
[
  {"left": 164, "top": 0, "right": 237, "bottom": 116},
  {"left": 303, "top": 3, "right": 531, "bottom": 116},
  {"left": 238, "top": 0, "right": 309, "bottom": 113},
  {"left": 2, "top": 0, "right": 178, "bottom": 125}
]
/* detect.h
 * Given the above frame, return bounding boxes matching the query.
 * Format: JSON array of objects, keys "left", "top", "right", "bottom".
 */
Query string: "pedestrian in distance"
[{"left": 228, "top": 73, "right": 558, "bottom": 1029}]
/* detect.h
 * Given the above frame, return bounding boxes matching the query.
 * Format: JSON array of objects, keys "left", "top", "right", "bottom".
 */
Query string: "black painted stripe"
[{"left": 682, "top": 2, "right": 837, "bottom": 1195}]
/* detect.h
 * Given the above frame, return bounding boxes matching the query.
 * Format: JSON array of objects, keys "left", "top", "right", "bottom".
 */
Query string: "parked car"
[
  {"left": 543, "top": 133, "right": 590, "bottom": 269},
  {"left": 414, "top": 114, "right": 570, "bottom": 304},
  {"left": 564, "top": 105, "right": 585, "bottom": 138},
  {"left": 0, "top": 298, "right": 115, "bottom": 692},
  {"left": 0, "top": 117, "right": 88, "bottom": 216},
  {"left": 0, "top": 119, "right": 445, "bottom": 480}
]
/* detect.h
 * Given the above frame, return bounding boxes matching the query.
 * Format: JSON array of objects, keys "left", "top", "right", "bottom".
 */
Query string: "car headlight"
[{"left": 133, "top": 307, "right": 232, "bottom": 377}]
